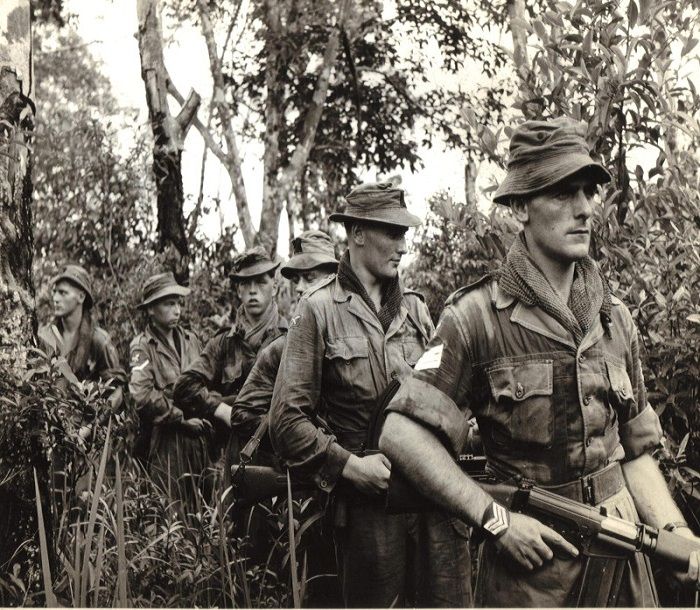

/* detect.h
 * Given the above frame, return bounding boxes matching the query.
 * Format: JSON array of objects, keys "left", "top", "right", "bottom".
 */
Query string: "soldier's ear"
[
  {"left": 510, "top": 198, "right": 529, "bottom": 224},
  {"left": 349, "top": 222, "right": 365, "bottom": 246}
]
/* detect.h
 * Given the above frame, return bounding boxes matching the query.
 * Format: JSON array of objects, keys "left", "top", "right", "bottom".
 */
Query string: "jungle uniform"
[
  {"left": 129, "top": 324, "right": 211, "bottom": 505},
  {"left": 270, "top": 274, "right": 473, "bottom": 607},
  {"left": 387, "top": 276, "right": 663, "bottom": 607}
]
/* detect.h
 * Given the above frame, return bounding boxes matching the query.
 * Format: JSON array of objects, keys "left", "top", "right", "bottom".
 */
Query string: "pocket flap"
[
  {"left": 325, "top": 336, "right": 369, "bottom": 361},
  {"left": 402, "top": 341, "right": 424, "bottom": 366},
  {"left": 606, "top": 361, "right": 633, "bottom": 399},
  {"left": 488, "top": 361, "right": 553, "bottom": 401}
]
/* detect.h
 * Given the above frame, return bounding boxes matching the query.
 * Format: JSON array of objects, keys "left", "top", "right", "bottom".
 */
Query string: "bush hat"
[
  {"left": 52, "top": 264, "right": 94, "bottom": 308},
  {"left": 329, "top": 181, "right": 421, "bottom": 227},
  {"left": 493, "top": 117, "right": 612, "bottom": 205},
  {"left": 230, "top": 246, "right": 280, "bottom": 280},
  {"left": 280, "top": 230, "right": 339, "bottom": 279},
  {"left": 138, "top": 272, "right": 191, "bottom": 309}
]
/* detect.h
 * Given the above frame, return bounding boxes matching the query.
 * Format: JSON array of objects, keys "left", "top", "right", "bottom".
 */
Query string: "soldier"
[
  {"left": 173, "top": 247, "right": 286, "bottom": 454},
  {"left": 129, "top": 272, "right": 211, "bottom": 513},
  {"left": 379, "top": 117, "right": 700, "bottom": 606},
  {"left": 230, "top": 230, "right": 339, "bottom": 451},
  {"left": 269, "top": 183, "right": 472, "bottom": 608},
  {"left": 225, "top": 231, "right": 339, "bottom": 592},
  {"left": 39, "top": 264, "right": 126, "bottom": 440}
]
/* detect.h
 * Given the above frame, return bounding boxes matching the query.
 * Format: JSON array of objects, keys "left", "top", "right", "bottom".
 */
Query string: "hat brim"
[
  {"left": 493, "top": 154, "right": 612, "bottom": 205},
  {"left": 280, "top": 253, "right": 339, "bottom": 279},
  {"left": 329, "top": 208, "right": 421, "bottom": 228},
  {"left": 52, "top": 274, "right": 93, "bottom": 307},
  {"left": 230, "top": 260, "right": 281, "bottom": 280},
  {"left": 138, "top": 285, "right": 191, "bottom": 309}
]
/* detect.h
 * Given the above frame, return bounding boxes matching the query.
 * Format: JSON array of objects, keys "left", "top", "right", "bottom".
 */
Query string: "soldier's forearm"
[
  {"left": 380, "top": 412, "right": 492, "bottom": 527},
  {"left": 623, "top": 453, "right": 686, "bottom": 528}
]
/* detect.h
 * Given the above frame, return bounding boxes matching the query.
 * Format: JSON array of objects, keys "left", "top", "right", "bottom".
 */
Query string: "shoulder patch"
[
  {"left": 306, "top": 273, "right": 336, "bottom": 297},
  {"left": 445, "top": 275, "right": 492, "bottom": 307}
]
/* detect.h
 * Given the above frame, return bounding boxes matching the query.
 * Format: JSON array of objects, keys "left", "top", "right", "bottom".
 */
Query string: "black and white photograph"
[{"left": 1, "top": 0, "right": 699, "bottom": 607}]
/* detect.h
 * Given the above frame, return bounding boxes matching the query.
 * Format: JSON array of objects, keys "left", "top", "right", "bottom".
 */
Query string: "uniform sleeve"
[
  {"left": 230, "top": 337, "right": 284, "bottom": 441},
  {"left": 619, "top": 323, "right": 662, "bottom": 459},
  {"left": 269, "top": 298, "right": 351, "bottom": 492},
  {"left": 129, "top": 339, "right": 184, "bottom": 426},
  {"left": 386, "top": 305, "right": 473, "bottom": 455},
  {"left": 173, "top": 334, "right": 225, "bottom": 418}
]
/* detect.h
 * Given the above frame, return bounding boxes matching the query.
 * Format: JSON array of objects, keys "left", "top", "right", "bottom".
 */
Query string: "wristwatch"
[{"left": 481, "top": 501, "right": 510, "bottom": 539}]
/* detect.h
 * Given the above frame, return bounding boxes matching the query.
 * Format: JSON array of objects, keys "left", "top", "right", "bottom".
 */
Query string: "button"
[
  {"left": 390, "top": 371, "right": 398, "bottom": 380},
  {"left": 578, "top": 355, "right": 586, "bottom": 363},
  {"left": 320, "top": 480, "right": 328, "bottom": 489},
  {"left": 515, "top": 382, "right": 524, "bottom": 399},
  {"left": 586, "top": 437, "right": 593, "bottom": 447},
  {"left": 583, "top": 395, "right": 591, "bottom": 406}
]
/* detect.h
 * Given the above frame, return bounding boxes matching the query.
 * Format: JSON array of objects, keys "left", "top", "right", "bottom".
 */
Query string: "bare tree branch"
[
  {"left": 175, "top": 88, "right": 201, "bottom": 136},
  {"left": 196, "top": 0, "right": 255, "bottom": 247}
]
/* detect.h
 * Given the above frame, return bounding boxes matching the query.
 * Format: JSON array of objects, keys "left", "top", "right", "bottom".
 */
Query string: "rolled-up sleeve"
[
  {"left": 269, "top": 298, "right": 350, "bottom": 492},
  {"left": 386, "top": 306, "right": 473, "bottom": 455},
  {"left": 174, "top": 334, "right": 225, "bottom": 418},
  {"left": 620, "top": 326, "right": 662, "bottom": 458}
]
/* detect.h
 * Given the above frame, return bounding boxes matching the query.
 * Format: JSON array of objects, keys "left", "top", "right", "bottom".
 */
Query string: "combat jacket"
[
  {"left": 231, "top": 334, "right": 286, "bottom": 442},
  {"left": 270, "top": 274, "right": 434, "bottom": 491},
  {"left": 129, "top": 325, "right": 202, "bottom": 426},
  {"left": 174, "top": 313, "right": 287, "bottom": 418},
  {"left": 387, "top": 276, "right": 663, "bottom": 485},
  {"left": 38, "top": 322, "right": 126, "bottom": 388}
]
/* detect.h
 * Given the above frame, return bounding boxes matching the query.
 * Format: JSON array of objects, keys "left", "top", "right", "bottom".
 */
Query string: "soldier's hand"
[
  {"left": 494, "top": 512, "right": 579, "bottom": 570},
  {"left": 180, "top": 418, "right": 213, "bottom": 436},
  {"left": 342, "top": 453, "right": 392, "bottom": 494},
  {"left": 670, "top": 527, "right": 700, "bottom": 587}
]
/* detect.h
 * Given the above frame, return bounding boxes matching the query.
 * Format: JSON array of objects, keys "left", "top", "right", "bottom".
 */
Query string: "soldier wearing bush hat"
[
  {"left": 380, "top": 116, "right": 700, "bottom": 607},
  {"left": 174, "top": 246, "right": 286, "bottom": 458},
  {"left": 270, "top": 183, "right": 473, "bottom": 607},
  {"left": 38, "top": 264, "right": 126, "bottom": 441},
  {"left": 129, "top": 272, "right": 212, "bottom": 511}
]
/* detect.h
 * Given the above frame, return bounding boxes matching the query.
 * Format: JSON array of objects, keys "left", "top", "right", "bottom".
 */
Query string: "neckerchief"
[
  {"left": 496, "top": 233, "right": 611, "bottom": 345},
  {"left": 234, "top": 300, "right": 280, "bottom": 350},
  {"left": 337, "top": 251, "right": 403, "bottom": 333},
  {"left": 55, "top": 311, "right": 94, "bottom": 376}
]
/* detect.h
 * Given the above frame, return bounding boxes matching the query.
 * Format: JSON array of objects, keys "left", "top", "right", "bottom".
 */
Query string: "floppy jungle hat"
[
  {"left": 329, "top": 181, "right": 421, "bottom": 227},
  {"left": 138, "top": 272, "right": 191, "bottom": 309},
  {"left": 493, "top": 117, "right": 612, "bottom": 205},
  {"left": 280, "top": 230, "right": 338, "bottom": 279},
  {"left": 230, "top": 246, "right": 281, "bottom": 280},
  {"left": 52, "top": 264, "right": 94, "bottom": 307}
]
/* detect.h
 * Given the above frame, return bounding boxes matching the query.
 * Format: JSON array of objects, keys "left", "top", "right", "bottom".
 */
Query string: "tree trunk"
[
  {"left": 0, "top": 0, "right": 35, "bottom": 377},
  {"left": 137, "top": 0, "right": 200, "bottom": 278}
]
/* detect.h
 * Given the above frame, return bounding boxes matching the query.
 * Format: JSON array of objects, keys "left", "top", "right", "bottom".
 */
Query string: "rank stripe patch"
[
  {"left": 414, "top": 343, "right": 443, "bottom": 371},
  {"left": 483, "top": 503, "right": 509, "bottom": 536}
]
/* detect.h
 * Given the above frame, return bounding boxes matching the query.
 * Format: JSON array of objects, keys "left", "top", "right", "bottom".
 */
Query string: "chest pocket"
[
  {"left": 222, "top": 359, "right": 244, "bottom": 385},
  {"left": 402, "top": 340, "right": 424, "bottom": 367},
  {"left": 605, "top": 360, "right": 635, "bottom": 420},
  {"left": 325, "top": 336, "right": 371, "bottom": 387},
  {"left": 486, "top": 360, "right": 554, "bottom": 447}
]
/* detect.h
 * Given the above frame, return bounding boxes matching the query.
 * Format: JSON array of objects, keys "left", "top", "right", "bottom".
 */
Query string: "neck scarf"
[
  {"left": 496, "top": 233, "right": 611, "bottom": 345},
  {"left": 235, "top": 300, "right": 280, "bottom": 350},
  {"left": 337, "top": 251, "right": 403, "bottom": 333}
]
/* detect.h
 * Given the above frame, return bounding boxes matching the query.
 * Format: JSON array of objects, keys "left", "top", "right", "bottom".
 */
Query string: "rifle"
[
  {"left": 386, "top": 466, "right": 700, "bottom": 573},
  {"left": 230, "top": 455, "right": 486, "bottom": 509}
]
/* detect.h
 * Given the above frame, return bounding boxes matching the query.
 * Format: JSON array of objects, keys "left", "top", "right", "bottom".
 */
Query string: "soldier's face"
[
  {"left": 360, "top": 223, "right": 409, "bottom": 281},
  {"left": 236, "top": 274, "right": 277, "bottom": 320},
  {"left": 288, "top": 267, "right": 333, "bottom": 303},
  {"left": 515, "top": 176, "right": 598, "bottom": 266},
  {"left": 148, "top": 296, "right": 182, "bottom": 330},
  {"left": 52, "top": 280, "right": 85, "bottom": 319}
]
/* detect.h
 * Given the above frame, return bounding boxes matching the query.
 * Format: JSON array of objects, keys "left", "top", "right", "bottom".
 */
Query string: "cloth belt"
[{"left": 539, "top": 462, "right": 625, "bottom": 506}]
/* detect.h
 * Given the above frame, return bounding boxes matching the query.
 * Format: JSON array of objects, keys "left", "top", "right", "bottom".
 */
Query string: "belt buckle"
[{"left": 582, "top": 475, "right": 595, "bottom": 505}]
